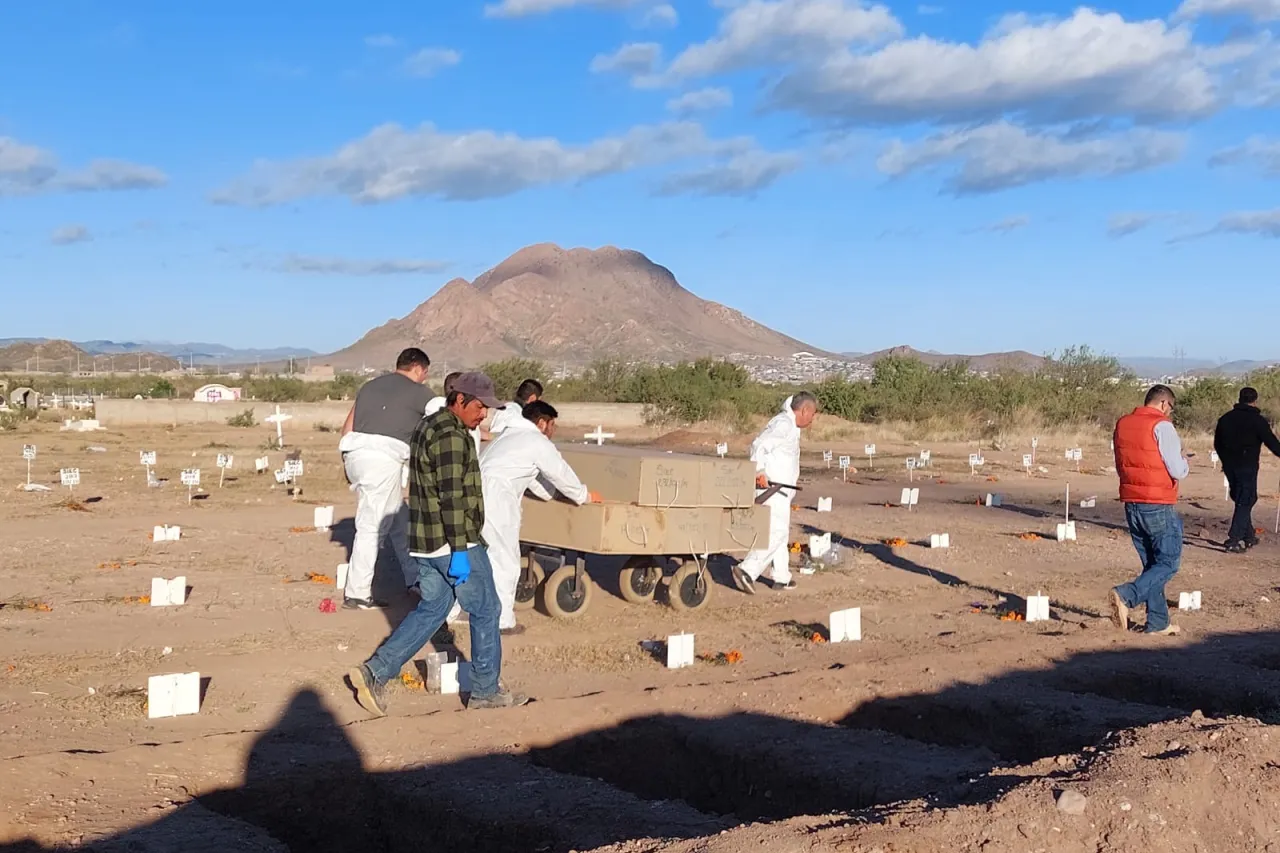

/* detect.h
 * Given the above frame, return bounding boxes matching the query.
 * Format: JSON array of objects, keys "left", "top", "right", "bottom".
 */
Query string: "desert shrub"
[
  {"left": 226, "top": 408, "right": 256, "bottom": 428},
  {"left": 149, "top": 379, "right": 175, "bottom": 398},
  {"left": 478, "top": 359, "right": 548, "bottom": 401}
]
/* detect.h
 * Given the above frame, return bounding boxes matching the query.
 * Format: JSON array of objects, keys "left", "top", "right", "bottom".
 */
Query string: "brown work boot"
[
  {"left": 1109, "top": 589, "right": 1129, "bottom": 632},
  {"left": 1148, "top": 624, "right": 1182, "bottom": 636}
]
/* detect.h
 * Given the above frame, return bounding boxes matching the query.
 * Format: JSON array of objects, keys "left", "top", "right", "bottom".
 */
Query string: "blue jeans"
[
  {"left": 365, "top": 546, "right": 502, "bottom": 697},
  {"left": 1116, "top": 503, "right": 1183, "bottom": 632}
]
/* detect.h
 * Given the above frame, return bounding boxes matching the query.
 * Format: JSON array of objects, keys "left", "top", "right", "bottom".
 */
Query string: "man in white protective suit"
[
  {"left": 488, "top": 378, "right": 543, "bottom": 437},
  {"left": 337, "top": 348, "right": 433, "bottom": 610},
  {"left": 732, "top": 391, "right": 818, "bottom": 594},
  {"left": 479, "top": 400, "right": 601, "bottom": 634}
]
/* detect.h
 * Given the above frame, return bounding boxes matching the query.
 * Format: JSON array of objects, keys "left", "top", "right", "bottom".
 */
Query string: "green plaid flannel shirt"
[{"left": 407, "top": 408, "right": 485, "bottom": 554}]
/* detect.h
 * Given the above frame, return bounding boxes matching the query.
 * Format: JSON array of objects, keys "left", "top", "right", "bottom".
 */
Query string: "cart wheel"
[
  {"left": 514, "top": 554, "right": 544, "bottom": 612},
  {"left": 666, "top": 560, "right": 712, "bottom": 612},
  {"left": 618, "top": 558, "right": 662, "bottom": 604},
  {"left": 542, "top": 563, "right": 593, "bottom": 619}
]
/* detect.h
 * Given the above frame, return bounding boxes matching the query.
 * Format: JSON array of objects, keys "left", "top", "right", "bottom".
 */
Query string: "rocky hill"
[
  {"left": 328, "top": 244, "right": 823, "bottom": 371},
  {"left": 0, "top": 339, "right": 180, "bottom": 373},
  {"left": 845, "top": 345, "right": 1045, "bottom": 373}
]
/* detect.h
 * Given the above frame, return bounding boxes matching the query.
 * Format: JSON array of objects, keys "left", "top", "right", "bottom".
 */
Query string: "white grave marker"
[
  {"left": 583, "top": 425, "right": 615, "bottom": 446},
  {"left": 838, "top": 455, "right": 851, "bottom": 482},
  {"left": 1022, "top": 453, "right": 1033, "bottom": 473},
  {"left": 255, "top": 455, "right": 269, "bottom": 474},
  {"left": 906, "top": 456, "right": 918, "bottom": 482},
  {"left": 152, "top": 524, "right": 181, "bottom": 542},
  {"left": 822, "top": 449, "right": 833, "bottom": 468},
  {"left": 313, "top": 505, "right": 334, "bottom": 531},
  {"left": 829, "top": 608, "right": 862, "bottom": 643},
  {"left": 667, "top": 633, "right": 695, "bottom": 669},
  {"left": 865, "top": 443, "right": 877, "bottom": 469},
  {"left": 140, "top": 450, "right": 156, "bottom": 470},
  {"left": 817, "top": 497, "right": 832, "bottom": 513},
  {"left": 264, "top": 405, "right": 292, "bottom": 449},
  {"left": 180, "top": 468, "right": 201, "bottom": 504},
  {"left": 1210, "top": 450, "right": 1220, "bottom": 470},
  {"left": 216, "top": 453, "right": 233, "bottom": 488},
  {"left": 929, "top": 533, "right": 950, "bottom": 549},
  {"left": 60, "top": 468, "right": 80, "bottom": 494},
  {"left": 809, "top": 532, "right": 833, "bottom": 559},
  {"left": 150, "top": 576, "right": 187, "bottom": 607},
  {"left": 1031, "top": 436, "right": 1039, "bottom": 465},
  {"left": 440, "top": 662, "right": 461, "bottom": 695},
  {"left": 1178, "top": 591, "right": 1202, "bottom": 611},
  {"left": 919, "top": 449, "right": 932, "bottom": 467},
  {"left": 1056, "top": 521, "right": 1077, "bottom": 542},
  {"left": 715, "top": 442, "right": 728, "bottom": 458},
  {"left": 336, "top": 563, "right": 349, "bottom": 589},
  {"left": 1079, "top": 496, "right": 1097, "bottom": 509},
  {"left": 900, "top": 487, "right": 920, "bottom": 510},
  {"left": 1067, "top": 448, "right": 1083, "bottom": 472},
  {"left": 1026, "top": 593, "right": 1050, "bottom": 623},
  {"left": 22, "top": 444, "right": 36, "bottom": 487},
  {"left": 985, "top": 493, "right": 1003, "bottom": 508},
  {"left": 968, "top": 453, "right": 984, "bottom": 476},
  {"left": 146, "top": 672, "right": 201, "bottom": 719}
]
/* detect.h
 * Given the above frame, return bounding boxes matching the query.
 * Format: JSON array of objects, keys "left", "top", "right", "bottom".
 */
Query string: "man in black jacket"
[{"left": 1213, "top": 387, "right": 1280, "bottom": 552}]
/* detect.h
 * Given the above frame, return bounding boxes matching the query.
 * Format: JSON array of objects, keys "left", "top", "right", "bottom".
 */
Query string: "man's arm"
[
  {"left": 429, "top": 425, "right": 473, "bottom": 550},
  {"left": 534, "top": 438, "right": 590, "bottom": 504},
  {"left": 1258, "top": 414, "right": 1280, "bottom": 459},
  {"left": 1154, "top": 422, "right": 1191, "bottom": 481},
  {"left": 340, "top": 404, "right": 355, "bottom": 436}
]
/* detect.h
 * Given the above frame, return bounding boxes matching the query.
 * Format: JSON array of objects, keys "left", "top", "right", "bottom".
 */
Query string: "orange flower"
[
  {"left": 725, "top": 650, "right": 743, "bottom": 664},
  {"left": 1000, "top": 611, "right": 1025, "bottom": 622},
  {"left": 1018, "top": 532, "right": 1041, "bottom": 541},
  {"left": 810, "top": 632, "right": 827, "bottom": 644},
  {"left": 883, "top": 537, "right": 908, "bottom": 548},
  {"left": 289, "top": 526, "right": 317, "bottom": 534},
  {"left": 986, "top": 476, "right": 999, "bottom": 482},
  {"left": 400, "top": 672, "right": 425, "bottom": 690},
  {"left": 305, "top": 572, "right": 334, "bottom": 584}
]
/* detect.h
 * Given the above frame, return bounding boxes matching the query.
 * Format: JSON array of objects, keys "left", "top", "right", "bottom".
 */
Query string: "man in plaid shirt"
[{"left": 347, "top": 372, "right": 530, "bottom": 713}]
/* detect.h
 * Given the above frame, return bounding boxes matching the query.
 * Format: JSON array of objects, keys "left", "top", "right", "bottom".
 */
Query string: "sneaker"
[
  {"left": 732, "top": 565, "right": 756, "bottom": 595},
  {"left": 1245, "top": 537, "right": 1261, "bottom": 550},
  {"left": 1147, "top": 624, "right": 1182, "bottom": 636},
  {"left": 343, "top": 597, "right": 388, "bottom": 610},
  {"left": 773, "top": 578, "right": 798, "bottom": 591},
  {"left": 467, "top": 689, "right": 530, "bottom": 710},
  {"left": 347, "top": 664, "right": 387, "bottom": 717},
  {"left": 1109, "top": 588, "right": 1129, "bottom": 632},
  {"left": 500, "top": 625, "right": 526, "bottom": 636},
  {"left": 1225, "top": 540, "right": 1248, "bottom": 554}
]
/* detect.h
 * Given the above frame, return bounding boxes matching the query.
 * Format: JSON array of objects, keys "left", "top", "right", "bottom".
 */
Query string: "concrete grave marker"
[
  {"left": 929, "top": 533, "right": 950, "bottom": 549},
  {"left": 667, "top": 633, "right": 695, "bottom": 669},
  {"left": 152, "top": 525, "right": 181, "bottom": 542},
  {"left": 865, "top": 444, "right": 877, "bottom": 469},
  {"left": 1178, "top": 591, "right": 1202, "bottom": 611},
  {"left": 313, "top": 505, "right": 334, "bottom": 531},
  {"left": 147, "top": 672, "right": 201, "bottom": 719},
  {"left": 1026, "top": 593, "right": 1050, "bottom": 623},
  {"left": 829, "top": 608, "right": 862, "bottom": 643},
  {"left": 255, "top": 456, "right": 269, "bottom": 474},
  {"left": 150, "top": 576, "right": 187, "bottom": 607},
  {"left": 264, "top": 405, "right": 292, "bottom": 449},
  {"left": 900, "top": 487, "right": 920, "bottom": 510},
  {"left": 336, "top": 563, "right": 349, "bottom": 589},
  {"left": 583, "top": 425, "right": 615, "bottom": 446},
  {"left": 817, "top": 497, "right": 832, "bottom": 513},
  {"left": 809, "top": 532, "right": 833, "bottom": 559},
  {"left": 985, "top": 493, "right": 1003, "bottom": 508}
]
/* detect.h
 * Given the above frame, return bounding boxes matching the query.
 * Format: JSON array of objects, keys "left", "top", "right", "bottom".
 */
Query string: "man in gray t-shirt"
[{"left": 337, "top": 348, "right": 432, "bottom": 609}]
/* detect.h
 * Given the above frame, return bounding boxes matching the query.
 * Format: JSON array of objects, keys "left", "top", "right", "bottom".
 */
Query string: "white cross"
[
  {"left": 264, "top": 405, "right": 292, "bottom": 448},
  {"left": 584, "top": 425, "right": 615, "bottom": 446}
]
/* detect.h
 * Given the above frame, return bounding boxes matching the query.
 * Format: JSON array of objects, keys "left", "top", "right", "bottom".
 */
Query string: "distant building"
[
  {"left": 302, "top": 364, "right": 336, "bottom": 383},
  {"left": 193, "top": 384, "right": 242, "bottom": 403}
]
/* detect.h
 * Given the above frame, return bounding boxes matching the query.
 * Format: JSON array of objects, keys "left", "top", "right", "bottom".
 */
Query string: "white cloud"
[
  {"left": 214, "top": 121, "right": 795, "bottom": 204},
  {"left": 876, "top": 121, "right": 1184, "bottom": 193},
  {"left": 969, "top": 214, "right": 1030, "bottom": 234},
  {"left": 658, "top": 149, "right": 802, "bottom": 195},
  {"left": 1174, "top": 0, "right": 1280, "bottom": 21},
  {"left": 1108, "top": 212, "right": 1158, "bottom": 237},
  {"left": 667, "top": 87, "right": 734, "bottom": 115},
  {"left": 1212, "top": 209, "right": 1280, "bottom": 237},
  {"left": 0, "top": 136, "right": 166, "bottom": 196},
  {"left": 365, "top": 34, "right": 401, "bottom": 48},
  {"left": 917, "top": 4, "right": 943, "bottom": 13},
  {"left": 643, "top": 4, "right": 678, "bottom": 26},
  {"left": 51, "top": 225, "right": 91, "bottom": 245},
  {"left": 590, "top": 42, "right": 662, "bottom": 76},
  {"left": 275, "top": 255, "right": 452, "bottom": 275},
  {"left": 484, "top": 0, "right": 644, "bottom": 16},
  {"left": 665, "top": 0, "right": 903, "bottom": 80},
  {"left": 404, "top": 48, "right": 462, "bottom": 77},
  {"left": 1209, "top": 135, "right": 1280, "bottom": 174},
  {"left": 770, "top": 8, "right": 1217, "bottom": 124}
]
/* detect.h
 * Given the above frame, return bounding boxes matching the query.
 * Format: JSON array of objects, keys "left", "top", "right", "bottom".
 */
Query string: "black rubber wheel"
[
  {"left": 666, "top": 560, "right": 711, "bottom": 612},
  {"left": 542, "top": 564, "right": 593, "bottom": 619},
  {"left": 618, "top": 558, "right": 662, "bottom": 604},
  {"left": 514, "top": 554, "right": 544, "bottom": 612}
]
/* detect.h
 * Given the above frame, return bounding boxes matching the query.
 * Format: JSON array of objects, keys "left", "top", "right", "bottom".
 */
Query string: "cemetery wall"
[{"left": 94, "top": 399, "right": 649, "bottom": 429}]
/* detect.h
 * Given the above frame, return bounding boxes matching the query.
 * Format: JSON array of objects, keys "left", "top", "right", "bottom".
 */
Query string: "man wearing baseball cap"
[{"left": 347, "top": 372, "right": 529, "bottom": 713}]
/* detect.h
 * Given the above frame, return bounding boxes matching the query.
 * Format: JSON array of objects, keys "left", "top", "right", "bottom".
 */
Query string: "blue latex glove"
[{"left": 448, "top": 549, "right": 471, "bottom": 585}]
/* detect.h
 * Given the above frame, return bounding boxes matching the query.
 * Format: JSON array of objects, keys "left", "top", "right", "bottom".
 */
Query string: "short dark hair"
[
  {"left": 522, "top": 400, "right": 558, "bottom": 424},
  {"left": 442, "top": 372, "right": 462, "bottom": 394},
  {"left": 1144, "top": 384, "right": 1175, "bottom": 406},
  {"left": 790, "top": 391, "right": 818, "bottom": 411},
  {"left": 396, "top": 348, "right": 430, "bottom": 371},
  {"left": 1240, "top": 387, "right": 1259, "bottom": 405},
  {"left": 446, "top": 389, "right": 474, "bottom": 407},
  {"left": 515, "top": 379, "right": 544, "bottom": 404}
]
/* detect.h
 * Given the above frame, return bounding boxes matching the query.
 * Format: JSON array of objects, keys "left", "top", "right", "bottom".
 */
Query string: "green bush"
[
  {"left": 478, "top": 359, "right": 548, "bottom": 402},
  {"left": 226, "top": 408, "right": 256, "bottom": 428}
]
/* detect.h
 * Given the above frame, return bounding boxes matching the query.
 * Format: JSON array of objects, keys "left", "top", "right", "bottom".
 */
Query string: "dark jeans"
[
  {"left": 1225, "top": 465, "right": 1259, "bottom": 545},
  {"left": 1116, "top": 503, "right": 1183, "bottom": 633},
  {"left": 365, "top": 546, "right": 502, "bottom": 697}
]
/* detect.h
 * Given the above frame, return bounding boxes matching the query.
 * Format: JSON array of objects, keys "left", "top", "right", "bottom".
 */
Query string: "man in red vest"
[{"left": 1110, "top": 384, "right": 1190, "bottom": 636}]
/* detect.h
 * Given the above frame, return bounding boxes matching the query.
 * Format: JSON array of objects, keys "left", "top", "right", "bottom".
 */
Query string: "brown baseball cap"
[{"left": 452, "top": 372, "right": 504, "bottom": 409}]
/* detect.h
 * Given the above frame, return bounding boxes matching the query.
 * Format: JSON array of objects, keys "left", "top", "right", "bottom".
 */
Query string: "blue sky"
[{"left": 1, "top": 0, "right": 1278, "bottom": 360}]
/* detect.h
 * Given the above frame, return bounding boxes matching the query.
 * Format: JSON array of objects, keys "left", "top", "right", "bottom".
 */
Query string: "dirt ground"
[{"left": 2, "top": 418, "right": 1279, "bottom": 852}]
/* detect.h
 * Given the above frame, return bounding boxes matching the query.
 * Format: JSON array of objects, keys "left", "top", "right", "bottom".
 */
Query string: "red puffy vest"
[{"left": 1114, "top": 406, "right": 1178, "bottom": 505}]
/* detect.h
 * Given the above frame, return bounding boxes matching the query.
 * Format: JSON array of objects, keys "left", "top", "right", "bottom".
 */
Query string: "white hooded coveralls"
[
  {"left": 479, "top": 417, "right": 590, "bottom": 629},
  {"left": 488, "top": 401, "right": 524, "bottom": 436},
  {"left": 338, "top": 432, "right": 416, "bottom": 600},
  {"left": 739, "top": 396, "right": 801, "bottom": 584}
]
